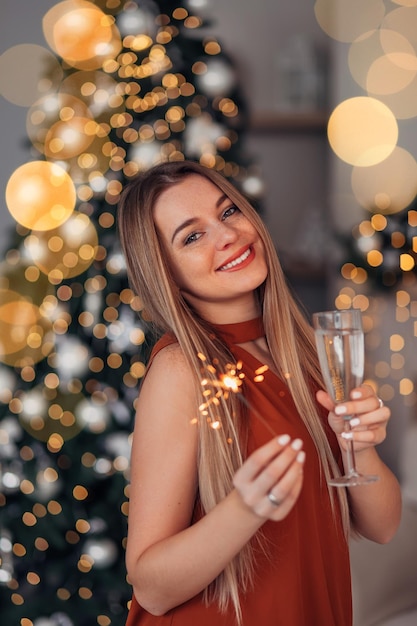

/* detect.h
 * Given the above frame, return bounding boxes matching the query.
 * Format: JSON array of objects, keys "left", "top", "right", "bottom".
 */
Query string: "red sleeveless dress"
[{"left": 125, "top": 318, "right": 352, "bottom": 626}]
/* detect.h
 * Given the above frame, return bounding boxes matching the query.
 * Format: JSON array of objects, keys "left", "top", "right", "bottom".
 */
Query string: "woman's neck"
[
  {"left": 186, "top": 292, "right": 261, "bottom": 324},
  {"left": 191, "top": 296, "right": 261, "bottom": 325}
]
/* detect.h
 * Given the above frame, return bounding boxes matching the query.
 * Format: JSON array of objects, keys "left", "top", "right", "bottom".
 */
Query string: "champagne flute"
[{"left": 313, "top": 309, "right": 379, "bottom": 487}]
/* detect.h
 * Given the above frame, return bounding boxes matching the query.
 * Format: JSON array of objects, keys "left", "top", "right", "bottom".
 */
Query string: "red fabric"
[{"left": 126, "top": 318, "right": 352, "bottom": 626}]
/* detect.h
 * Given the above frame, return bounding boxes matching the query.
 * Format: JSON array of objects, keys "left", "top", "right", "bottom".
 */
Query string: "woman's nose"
[{"left": 214, "top": 222, "right": 239, "bottom": 248}]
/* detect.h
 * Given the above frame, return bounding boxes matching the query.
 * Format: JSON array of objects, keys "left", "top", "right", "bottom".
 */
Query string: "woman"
[{"left": 117, "top": 160, "right": 401, "bottom": 626}]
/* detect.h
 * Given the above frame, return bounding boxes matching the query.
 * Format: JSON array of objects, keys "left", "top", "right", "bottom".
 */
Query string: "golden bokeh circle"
[
  {"left": 314, "top": 0, "right": 386, "bottom": 43},
  {"left": 5, "top": 161, "right": 76, "bottom": 231},
  {"left": 327, "top": 96, "right": 398, "bottom": 166},
  {"left": 18, "top": 388, "right": 84, "bottom": 442},
  {"left": 371, "top": 75, "right": 417, "bottom": 119},
  {"left": 348, "top": 29, "right": 417, "bottom": 96},
  {"left": 382, "top": 6, "right": 417, "bottom": 49},
  {"left": 0, "top": 290, "right": 54, "bottom": 367},
  {"left": 42, "top": 0, "right": 122, "bottom": 70},
  {"left": 61, "top": 70, "right": 125, "bottom": 123},
  {"left": 26, "top": 92, "right": 92, "bottom": 155},
  {"left": 0, "top": 259, "right": 53, "bottom": 307},
  {"left": 0, "top": 44, "right": 63, "bottom": 107},
  {"left": 351, "top": 146, "right": 417, "bottom": 214},
  {"left": 59, "top": 133, "right": 112, "bottom": 184},
  {"left": 26, "top": 212, "right": 99, "bottom": 282},
  {"left": 44, "top": 117, "right": 98, "bottom": 160}
]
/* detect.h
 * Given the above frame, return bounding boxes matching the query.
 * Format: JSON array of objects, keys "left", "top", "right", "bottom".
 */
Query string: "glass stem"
[{"left": 344, "top": 418, "right": 359, "bottom": 477}]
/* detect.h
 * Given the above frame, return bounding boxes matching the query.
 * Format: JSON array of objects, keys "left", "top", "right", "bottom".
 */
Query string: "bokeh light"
[
  {"left": 348, "top": 29, "right": 417, "bottom": 96},
  {"left": 371, "top": 4, "right": 417, "bottom": 117},
  {"left": 61, "top": 70, "right": 125, "bottom": 123},
  {"left": 327, "top": 96, "right": 398, "bottom": 166},
  {"left": 382, "top": 5, "right": 417, "bottom": 49},
  {"left": 117, "top": 2, "right": 158, "bottom": 39},
  {"left": 0, "top": 258, "right": 53, "bottom": 307},
  {"left": 351, "top": 146, "right": 417, "bottom": 214},
  {"left": 25, "top": 212, "right": 99, "bottom": 283},
  {"left": 44, "top": 116, "right": 99, "bottom": 160},
  {"left": 371, "top": 73, "right": 417, "bottom": 119},
  {"left": 61, "top": 133, "right": 113, "bottom": 184},
  {"left": 0, "top": 290, "right": 42, "bottom": 356},
  {"left": 0, "top": 289, "right": 54, "bottom": 367},
  {"left": 5, "top": 161, "right": 76, "bottom": 231},
  {"left": 314, "top": 0, "right": 386, "bottom": 43},
  {"left": 26, "top": 92, "right": 93, "bottom": 156},
  {"left": 0, "top": 44, "right": 63, "bottom": 107},
  {"left": 42, "top": 0, "right": 122, "bottom": 70},
  {"left": 17, "top": 387, "right": 84, "bottom": 442},
  {"left": 194, "top": 58, "right": 237, "bottom": 97}
]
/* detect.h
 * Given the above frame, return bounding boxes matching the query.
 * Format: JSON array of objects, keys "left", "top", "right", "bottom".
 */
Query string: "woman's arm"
[
  {"left": 126, "top": 344, "right": 306, "bottom": 615},
  {"left": 317, "top": 386, "right": 402, "bottom": 544}
]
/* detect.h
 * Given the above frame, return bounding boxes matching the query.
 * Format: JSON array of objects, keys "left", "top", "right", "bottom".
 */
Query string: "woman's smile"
[{"left": 217, "top": 246, "right": 254, "bottom": 271}]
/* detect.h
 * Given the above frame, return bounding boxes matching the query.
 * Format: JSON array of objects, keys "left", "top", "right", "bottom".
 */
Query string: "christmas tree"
[
  {"left": 339, "top": 200, "right": 417, "bottom": 292},
  {"left": 0, "top": 1, "right": 262, "bottom": 623}
]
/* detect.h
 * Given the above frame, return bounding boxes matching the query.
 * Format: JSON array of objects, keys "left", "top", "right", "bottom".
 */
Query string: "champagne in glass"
[{"left": 313, "top": 309, "right": 379, "bottom": 487}]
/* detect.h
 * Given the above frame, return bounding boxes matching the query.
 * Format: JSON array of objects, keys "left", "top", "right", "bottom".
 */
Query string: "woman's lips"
[{"left": 218, "top": 247, "right": 253, "bottom": 271}]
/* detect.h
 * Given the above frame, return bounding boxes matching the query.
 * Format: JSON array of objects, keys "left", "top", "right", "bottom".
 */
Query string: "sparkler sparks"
[{"left": 197, "top": 353, "right": 278, "bottom": 437}]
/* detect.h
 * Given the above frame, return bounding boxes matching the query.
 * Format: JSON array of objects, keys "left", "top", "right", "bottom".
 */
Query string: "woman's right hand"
[{"left": 233, "top": 434, "right": 305, "bottom": 521}]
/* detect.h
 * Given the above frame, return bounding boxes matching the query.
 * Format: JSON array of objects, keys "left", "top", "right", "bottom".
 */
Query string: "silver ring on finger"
[
  {"left": 267, "top": 491, "right": 282, "bottom": 507},
  {"left": 377, "top": 397, "right": 384, "bottom": 408}
]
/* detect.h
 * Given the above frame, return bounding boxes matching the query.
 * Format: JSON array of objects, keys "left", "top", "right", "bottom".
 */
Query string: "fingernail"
[
  {"left": 335, "top": 405, "right": 347, "bottom": 415},
  {"left": 341, "top": 431, "right": 353, "bottom": 440},
  {"left": 351, "top": 391, "right": 362, "bottom": 399},
  {"left": 291, "top": 438, "right": 303, "bottom": 451},
  {"left": 350, "top": 417, "right": 360, "bottom": 427},
  {"left": 297, "top": 451, "right": 306, "bottom": 463},
  {"left": 277, "top": 434, "right": 290, "bottom": 446}
]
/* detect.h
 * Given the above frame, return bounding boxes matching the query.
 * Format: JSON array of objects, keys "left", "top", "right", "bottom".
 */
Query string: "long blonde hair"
[{"left": 117, "top": 160, "right": 349, "bottom": 623}]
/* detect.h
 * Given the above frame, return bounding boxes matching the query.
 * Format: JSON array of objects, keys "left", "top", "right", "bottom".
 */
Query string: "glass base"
[{"left": 328, "top": 473, "right": 379, "bottom": 487}]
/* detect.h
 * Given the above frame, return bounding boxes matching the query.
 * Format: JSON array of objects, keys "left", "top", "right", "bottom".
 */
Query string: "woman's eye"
[
  {"left": 222, "top": 205, "right": 239, "bottom": 219},
  {"left": 184, "top": 231, "right": 201, "bottom": 245}
]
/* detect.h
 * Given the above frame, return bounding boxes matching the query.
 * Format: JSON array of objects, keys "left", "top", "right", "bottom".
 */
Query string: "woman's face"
[{"left": 153, "top": 174, "right": 268, "bottom": 323}]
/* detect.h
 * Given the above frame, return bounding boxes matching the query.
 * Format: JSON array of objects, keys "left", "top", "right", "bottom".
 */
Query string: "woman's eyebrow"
[
  {"left": 216, "top": 192, "right": 228, "bottom": 207},
  {"left": 171, "top": 217, "right": 198, "bottom": 243}
]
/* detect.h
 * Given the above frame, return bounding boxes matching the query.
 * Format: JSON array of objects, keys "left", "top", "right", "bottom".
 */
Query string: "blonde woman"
[{"left": 117, "top": 160, "right": 401, "bottom": 626}]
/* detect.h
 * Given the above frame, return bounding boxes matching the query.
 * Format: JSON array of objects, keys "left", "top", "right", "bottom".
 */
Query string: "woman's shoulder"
[
  {"left": 139, "top": 338, "right": 197, "bottom": 416},
  {"left": 150, "top": 331, "right": 183, "bottom": 361},
  {"left": 146, "top": 334, "right": 192, "bottom": 383},
  {"left": 150, "top": 331, "right": 178, "bottom": 356}
]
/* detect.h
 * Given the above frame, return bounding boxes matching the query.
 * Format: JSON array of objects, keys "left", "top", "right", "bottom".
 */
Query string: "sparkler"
[{"left": 197, "top": 353, "right": 279, "bottom": 438}]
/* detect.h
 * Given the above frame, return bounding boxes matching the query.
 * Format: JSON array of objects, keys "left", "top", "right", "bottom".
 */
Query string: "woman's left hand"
[{"left": 316, "top": 385, "right": 390, "bottom": 453}]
